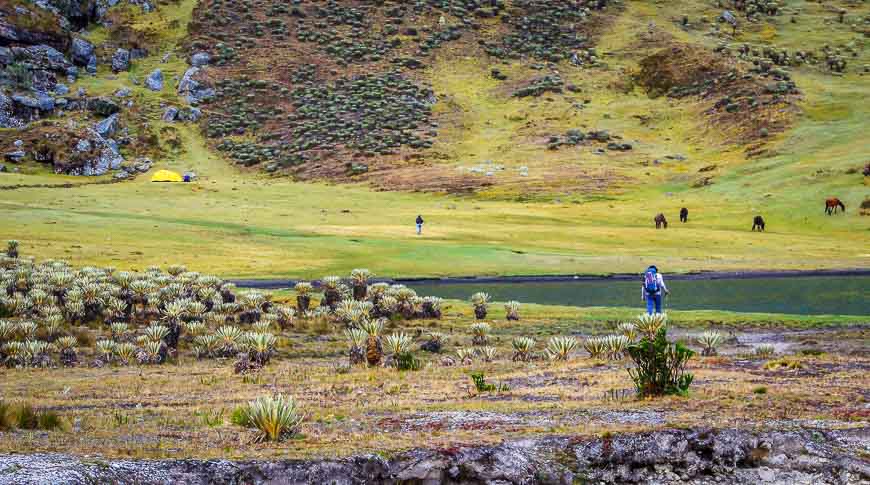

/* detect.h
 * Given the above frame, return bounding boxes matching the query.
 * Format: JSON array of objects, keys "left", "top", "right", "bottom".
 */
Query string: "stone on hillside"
[
  {"left": 178, "top": 67, "right": 215, "bottom": 104},
  {"left": 55, "top": 84, "right": 69, "bottom": 95},
  {"left": 87, "top": 97, "right": 120, "bottom": 116},
  {"left": 70, "top": 38, "right": 95, "bottom": 66},
  {"left": 76, "top": 139, "right": 92, "bottom": 152},
  {"left": 4, "top": 150, "right": 25, "bottom": 162},
  {"left": 12, "top": 93, "right": 55, "bottom": 112},
  {"left": 111, "top": 48, "right": 130, "bottom": 72},
  {"left": 162, "top": 106, "right": 178, "bottom": 121},
  {"left": 0, "top": 47, "right": 11, "bottom": 65},
  {"left": 94, "top": 113, "right": 119, "bottom": 136},
  {"left": 190, "top": 51, "right": 211, "bottom": 67},
  {"left": 145, "top": 69, "right": 164, "bottom": 91},
  {"left": 114, "top": 87, "right": 132, "bottom": 97},
  {"left": 0, "top": 93, "right": 23, "bottom": 128}
]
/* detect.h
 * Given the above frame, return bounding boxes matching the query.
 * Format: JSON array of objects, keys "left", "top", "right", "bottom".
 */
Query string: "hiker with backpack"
[
  {"left": 642, "top": 265, "right": 670, "bottom": 314},
  {"left": 415, "top": 215, "right": 424, "bottom": 235}
]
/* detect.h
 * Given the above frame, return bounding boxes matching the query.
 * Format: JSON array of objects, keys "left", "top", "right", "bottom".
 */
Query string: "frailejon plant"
[
  {"left": 504, "top": 301, "right": 520, "bottom": 321},
  {"left": 696, "top": 330, "right": 724, "bottom": 356},
  {"left": 456, "top": 348, "right": 475, "bottom": 365},
  {"left": 359, "top": 318, "right": 384, "bottom": 366},
  {"left": 583, "top": 336, "right": 607, "bottom": 359},
  {"left": 754, "top": 344, "right": 775, "bottom": 358},
  {"left": 470, "top": 292, "right": 490, "bottom": 320},
  {"left": 238, "top": 394, "right": 304, "bottom": 443},
  {"left": 512, "top": 337, "right": 535, "bottom": 362},
  {"left": 294, "top": 282, "right": 313, "bottom": 313},
  {"left": 618, "top": 322, "right": 638, "bottom": 342},
  {"left": 478, "top": 346, "right": 497, "bottom": 362},
  {"left": 626, "top": 326, "right": 695, "bottom": 398},
  {"left": 546, "top": 336, "right": 577, "bottom": 361},
  {"left": 469, "top": 322, "right": 491, "bottom": 346},
  {"left": 344, "top": 328, "right": 367, "bottom": 365}
]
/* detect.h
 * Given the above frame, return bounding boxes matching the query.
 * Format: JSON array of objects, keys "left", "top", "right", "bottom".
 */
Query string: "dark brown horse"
[
  {"left": 752, "top": 215, "right": 765, "bottom": 231},
  {"left": 655, "top": 213, "right": 667, "bottom": 229},
  {"left": 679, "top": 207, "right": 688, "bottom": 223},
  {"left": 825, "top": 198, "right": 845, "bottom": 215}
]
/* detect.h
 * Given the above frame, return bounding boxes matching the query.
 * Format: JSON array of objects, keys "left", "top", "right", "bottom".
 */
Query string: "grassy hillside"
[{"left": 1, "top": 0, "right": 868, "bottom": 278}]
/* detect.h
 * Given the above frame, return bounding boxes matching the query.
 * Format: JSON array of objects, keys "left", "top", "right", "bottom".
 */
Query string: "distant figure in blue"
[
  {"left": 642, "top": 265, "right": 670, "bottom": 314},
  {"left": 415, "top": 215, "right": 424, "bottom": 235}
]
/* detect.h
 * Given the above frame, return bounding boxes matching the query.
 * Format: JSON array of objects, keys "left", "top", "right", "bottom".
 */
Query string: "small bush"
[
  {"left": 626, "top": 327, "right": 695, "bottom": 397},
  {"left": 396, "top": 352, "right": 421, "bottom": 371},
  {"left": 753, "top": 386, "right": 768, "bottom": 394},
  {"left": 0, "top": 402, "right": 64, "bottom": 431},
  {"left": 470, "top": 372, "right": 508, "bottom": 393}
]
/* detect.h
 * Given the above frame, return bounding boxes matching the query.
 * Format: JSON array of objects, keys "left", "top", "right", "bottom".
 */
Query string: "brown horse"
[
  {"left": 752, "top": 215, "right": 765, "bottom": 232},
  {"left": 679, "top": 207, "right": 688, "bottom": 223},
  {"left": 825, "top": 198, "right": 845, "bottom": 215},
  {"left": 655, "top": 213, "right": 668, "bottom": 229}
]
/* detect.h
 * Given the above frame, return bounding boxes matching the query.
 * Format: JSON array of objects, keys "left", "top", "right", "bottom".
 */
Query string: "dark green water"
[{"left": 407, "top": 276, "right": 870, "bottom": 315}]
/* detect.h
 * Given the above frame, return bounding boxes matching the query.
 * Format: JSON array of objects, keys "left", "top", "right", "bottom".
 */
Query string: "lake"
[{"left": 406, "top": 275, "right": 870, "bottom": 316}]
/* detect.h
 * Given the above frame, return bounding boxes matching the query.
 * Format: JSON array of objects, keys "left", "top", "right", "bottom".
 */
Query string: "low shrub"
[
  {"left": 626, "top": 326, "right": 695, "bottom": 397},
  {"left": 470, "top": 372, "right": 509, "bottom": 393}
]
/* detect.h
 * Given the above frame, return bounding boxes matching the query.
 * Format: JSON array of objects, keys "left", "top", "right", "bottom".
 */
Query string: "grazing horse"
[
  {"left": 825, "top": 198, "right": 845, "bottom": 215},
  {"left": 752, "top": 215, "right": 765, "bottom": 232},
  {"left": 680, "top": 207, "right": 688, "bottom": 223},
  {"left": 655, "top": 213, "right": 668, "bottom": 229}
]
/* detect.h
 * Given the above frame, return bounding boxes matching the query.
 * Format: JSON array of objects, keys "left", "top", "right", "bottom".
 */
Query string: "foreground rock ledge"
[{"left": 1, "top": 428, "right": 867, "bottom": 484}]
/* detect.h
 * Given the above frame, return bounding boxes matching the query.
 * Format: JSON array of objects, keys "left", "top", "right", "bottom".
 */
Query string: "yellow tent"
[{"left": 151, "top": 170, "right": 183, "bottom": 182}]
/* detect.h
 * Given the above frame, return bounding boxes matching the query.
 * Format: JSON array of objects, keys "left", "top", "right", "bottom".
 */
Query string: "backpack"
[{"left": 644, "top": 269, "right": 659, "bottom": 294}]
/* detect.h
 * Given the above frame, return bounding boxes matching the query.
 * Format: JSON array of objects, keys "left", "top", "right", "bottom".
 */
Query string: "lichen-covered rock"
[
  {"left": 162, "top": 106, "right": 178, "bottom": 121},
  {"left": 87, "top": 97, "right": 120, "bottom": 116},
  {"left": 111, "top": 48, "right": 130, "bottom": 72},
  {"left": 189, "top": 51, "right": 211, "bottom": 67},
  {"left": 70, "top": 37, "right": 95, "bottom": 66},
  {"left": 94, "top": 113, "right": 119, "bottom": 137},
  {"left": 145, "top": 69, "right": 163, "bottom": 91}
]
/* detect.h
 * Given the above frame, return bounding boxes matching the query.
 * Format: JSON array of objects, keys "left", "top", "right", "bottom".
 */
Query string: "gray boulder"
[
  {"left": 162, "top": 106, "right": 178, "bottom": 122},
  {"left": 145, "top": 69, "right": 163, "bottom": 91},
  {"left": 54, "top": 84, "right": 70, "bottom": 95},
  {"left": 70, "top": 38, "right": 95, "bottom": 66},
  {"left": 4, "top": 151, "right": 26, "bottom": 162},
  {"left": 75, "top": 139, "right": 92, "bottom": 152},
  {"left": 114, "top": 87, "right": 132, "bottom": 98},
  {"left": 94, "top": 114, "right": 119, "bottom": 137},
  {"left": 87, "top": 97, "right": 120, "bottom": 116},
  {"left": 179, "top": 107, "right": 202, "bottom": 122},
  {"left": 86, "top": 55, "right": 97, "bottom": 74},
  {"left": 111, "top": 48, "right": 130, "bottom": 72},
  {"left": 190, "top": 52, "right": 211, "bottom": 67},
  {"left": 178, "top": 67, "right": 215, "bottom": 104},
  {"left": 12, "top": 93, "right": 55, "bottom": 112}
]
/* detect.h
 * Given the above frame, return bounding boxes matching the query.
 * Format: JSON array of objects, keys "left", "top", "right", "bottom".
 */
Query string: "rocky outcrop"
[
  {"left": 177, "top": 66, "right": 214, "bottom": 104},
  {"left": 0, "top": 428, "right": 866, "bottom": 484}
]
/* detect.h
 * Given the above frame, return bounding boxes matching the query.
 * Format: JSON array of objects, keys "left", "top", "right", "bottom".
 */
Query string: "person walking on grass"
[
  {"left": 415, "top": 215, "right": 424, "bottom": 235},
  {"left": 642, "top": 265, "right": 670, "bottom": 314}
]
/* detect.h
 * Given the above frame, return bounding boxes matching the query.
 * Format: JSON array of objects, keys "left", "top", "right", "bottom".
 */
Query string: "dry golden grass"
[{"left": 1, "top": 307, "right": 866, "bottom": 460}]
